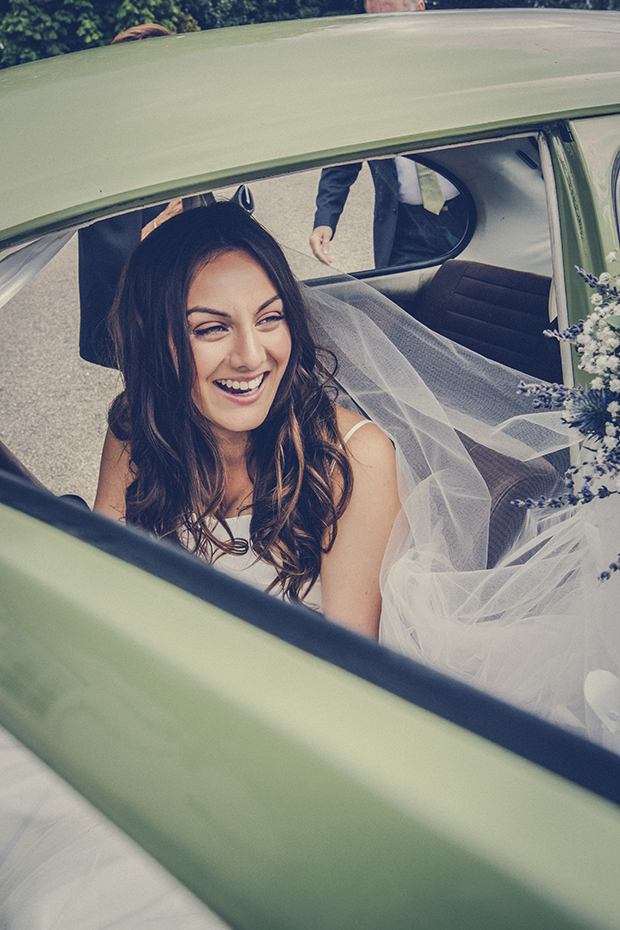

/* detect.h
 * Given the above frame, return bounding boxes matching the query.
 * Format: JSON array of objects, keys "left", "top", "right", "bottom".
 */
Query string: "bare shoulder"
[{"left": 335, "top": 405, "right": 395, "bottom": 468}]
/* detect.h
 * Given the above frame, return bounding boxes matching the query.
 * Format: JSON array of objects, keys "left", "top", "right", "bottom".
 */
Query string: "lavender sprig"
[
  {"left": 517, "top": 380, "right": 580, "bottom": 410},
  {"left": 576, "top": 265, "right": 620, "bottom": 299},
  {"left": 513, "top": 259, "right": 620, "bottom": 579}
]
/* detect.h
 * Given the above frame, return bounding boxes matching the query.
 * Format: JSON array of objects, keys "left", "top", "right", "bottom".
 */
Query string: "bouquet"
[{"left": 515, "top": 254, "right": 620, "bottom": 579}]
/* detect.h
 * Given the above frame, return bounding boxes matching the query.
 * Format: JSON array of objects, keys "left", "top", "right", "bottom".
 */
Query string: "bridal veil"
[{"left": 304, "top": 274, "right": 620, "bottom": 755}]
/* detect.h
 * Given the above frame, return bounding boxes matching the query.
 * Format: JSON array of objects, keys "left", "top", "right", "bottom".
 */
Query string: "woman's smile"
[
  {"left": 187, "top": 249, "right": 292, "bottom": 439},
  {"left": 214, "top": 371, "right": 268, "bottom": 401}
]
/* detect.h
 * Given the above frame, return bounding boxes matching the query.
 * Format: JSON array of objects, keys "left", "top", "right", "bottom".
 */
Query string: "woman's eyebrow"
[
  {"left": 186, "top": 294, "right": 282, "bottom": 317},
  {"left": 186, "top": 307, "right": 229, "bottom": 318}
]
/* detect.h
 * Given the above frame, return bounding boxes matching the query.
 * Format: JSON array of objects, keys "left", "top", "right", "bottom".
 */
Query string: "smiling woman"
[
  {"left": 186, "top": 250, "right": 293, "bottom": 440},
  {"left": 94, "top": 201, "right": 400, "bottom": 638}
]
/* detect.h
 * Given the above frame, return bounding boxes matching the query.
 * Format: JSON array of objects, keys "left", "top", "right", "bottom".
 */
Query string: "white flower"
[
  {"left": 606, "top": 423, "right": 617, "bottom": 436},
  {"left": 608, "top": 401, "right": 620, "bottom": 415},
  {"left": 599, "top": 272, "right": 612, "bottom": 285},
  {"left": 610, "top": 378, "right": 620, "bottom": 391},
  {"left": 591, "top": 377, "right": 604, "bottom": 389},
  {"left": 606, "top": 251, "right": 618, "bottom": 263},
  {"left": 591, "top": 293, "right": 603, "bottom": 306}
]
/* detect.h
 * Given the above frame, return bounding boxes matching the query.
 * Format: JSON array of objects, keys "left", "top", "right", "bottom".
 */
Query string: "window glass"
[{"left": 217, "top": 158, "right": 473, "bottom": 277}]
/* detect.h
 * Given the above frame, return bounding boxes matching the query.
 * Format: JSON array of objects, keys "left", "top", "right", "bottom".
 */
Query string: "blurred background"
[{"left": 1, "top": 0, "right": 616, "bottom": 69}]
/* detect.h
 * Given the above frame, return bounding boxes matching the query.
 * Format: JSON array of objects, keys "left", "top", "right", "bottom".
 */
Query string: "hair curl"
[{"left": 108, "top": 201, "right": 352, "bottom": 601}]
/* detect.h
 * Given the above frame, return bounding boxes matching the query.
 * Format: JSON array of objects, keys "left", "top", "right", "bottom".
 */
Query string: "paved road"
[{"left": 0, "top": 166, "right": 374, "bottom": 505}]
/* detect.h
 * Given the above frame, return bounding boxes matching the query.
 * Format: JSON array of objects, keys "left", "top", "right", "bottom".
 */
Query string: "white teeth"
[{"left": 217, "top": 374, "right": 264, "bottom": 393}]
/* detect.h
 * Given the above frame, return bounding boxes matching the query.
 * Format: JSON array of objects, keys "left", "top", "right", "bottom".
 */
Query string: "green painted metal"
[
  {"left": 547, "top": 117, "right": 620, "bottom": 384},
  {"left": 549, "top": 129, "right": 605, "bottom": 320},
  {"left": 2, "top": 502, "right": 620, "bottom": 929},
  {"left": 569, "top": 115, "right": 620, "bottom": 267},
  {"left": 1, "top": 10, "right": 620, "bottom": 247}
]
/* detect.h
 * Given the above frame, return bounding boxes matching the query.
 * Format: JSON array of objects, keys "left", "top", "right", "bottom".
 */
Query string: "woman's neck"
[{"left": 218, "top": 431, "right": 253, "bottom": 517}]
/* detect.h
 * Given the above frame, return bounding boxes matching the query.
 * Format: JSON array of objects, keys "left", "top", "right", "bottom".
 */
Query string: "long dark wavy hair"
[{"left": 108, "top": 200, "right": 353, "bottom": 600}]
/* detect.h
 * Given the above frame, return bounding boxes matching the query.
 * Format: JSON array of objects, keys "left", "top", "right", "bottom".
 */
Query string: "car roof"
[{"left": 2, "top": 8, "right": 620, "bottom": 248}]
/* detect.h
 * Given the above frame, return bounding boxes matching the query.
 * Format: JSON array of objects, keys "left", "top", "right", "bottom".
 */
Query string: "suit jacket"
[
  {"left": 78, "top": 205, "right": 160, "bottom": 368},
  {"left": 313, "top": 159, "right": 401, "bottom": 269}
]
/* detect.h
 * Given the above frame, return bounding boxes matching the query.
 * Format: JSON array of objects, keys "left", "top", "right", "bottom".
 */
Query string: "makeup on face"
[{"left": 186, "top": 249, "right": 292, "bottom": 442}]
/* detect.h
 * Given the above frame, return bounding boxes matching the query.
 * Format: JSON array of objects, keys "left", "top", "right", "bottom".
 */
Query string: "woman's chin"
[{"left": 200, "top": 402, "right": 271, "bottom": 439}]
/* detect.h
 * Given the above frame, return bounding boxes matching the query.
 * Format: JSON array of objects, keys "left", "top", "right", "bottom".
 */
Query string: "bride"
[
  {"left": 95, "top": 199, "right": 620, "bottom": 756},
  {"left": 94, "top": 200, "right": 400, "bottom": 638}
]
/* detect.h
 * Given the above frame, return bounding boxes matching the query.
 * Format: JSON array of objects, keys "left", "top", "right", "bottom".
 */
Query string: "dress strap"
[{"left": 342, "top": 419, "right": 373, "bottom": 445}]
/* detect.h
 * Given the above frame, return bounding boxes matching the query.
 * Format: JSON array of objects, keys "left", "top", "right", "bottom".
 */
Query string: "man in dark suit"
[
  {"left": 309, "top": 0, "right": 467, "bottom": 270},
  {"left": 78, "top": 201, "right": 181, "bottom": 366},
  {"left": 310, "top": 156, "right": 468, "bottom": 270}
]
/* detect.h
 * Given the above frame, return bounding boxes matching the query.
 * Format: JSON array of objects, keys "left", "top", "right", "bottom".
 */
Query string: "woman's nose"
[{"left": 230, "top": 327, "right": 265, "bottom": 370}]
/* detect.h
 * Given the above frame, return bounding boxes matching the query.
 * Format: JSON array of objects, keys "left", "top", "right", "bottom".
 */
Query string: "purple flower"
[
  {"left": 575, "top": 266, "right": 620, "bottom": 298},
  {"left": 544, "top": 321, "right": 584, "bottom": 344},
  {"left": 567, "top": 389, "right": 620, "bottom": 441}
]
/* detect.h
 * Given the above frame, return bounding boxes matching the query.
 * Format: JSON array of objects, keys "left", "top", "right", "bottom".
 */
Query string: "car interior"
[
  {"left": 230, "top": 134, "right": 563, "bottom": 382},
  {"left": 0, "top": 130, "right": 568, "bottom": 552}
]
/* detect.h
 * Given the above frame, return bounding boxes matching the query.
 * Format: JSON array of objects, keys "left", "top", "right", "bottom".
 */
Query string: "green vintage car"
[{"left": 1, "top": 9, "right": 620, "bottom": 930}]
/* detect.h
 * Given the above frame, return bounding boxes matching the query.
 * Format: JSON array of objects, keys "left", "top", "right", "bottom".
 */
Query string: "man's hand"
[{"left": 309, "top": 225, "right": 334, "bottom": 265}]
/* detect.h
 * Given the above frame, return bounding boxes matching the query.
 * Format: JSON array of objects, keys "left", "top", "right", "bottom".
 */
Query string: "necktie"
[{"left": 416, "top": 163, "right": 445, "bottom": 215}]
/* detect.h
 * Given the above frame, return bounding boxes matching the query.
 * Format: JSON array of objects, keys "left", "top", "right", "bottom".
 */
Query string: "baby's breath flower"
[
  {"left": 606, "top": 251, "right": 618, "bottom": 263},
  {"left": 516, "top": 265, "right": 620, "bottom": 578}
]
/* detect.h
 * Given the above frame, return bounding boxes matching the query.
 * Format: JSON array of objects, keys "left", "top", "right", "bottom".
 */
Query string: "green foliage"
[
  {"left": 3, "top": 0, "right": 617, "bottom": 68},
  {"left": 0, "top": 0, "right": 199, "bottom": 67},
  {"left": 0, "top": 0, "right": 361, "bottom": 67},
  {"left": 112, "top": 0, "right": 198, "bottom": 35},
  {"left": 183, "top": 0, "right": 363, "bottom": 30}
]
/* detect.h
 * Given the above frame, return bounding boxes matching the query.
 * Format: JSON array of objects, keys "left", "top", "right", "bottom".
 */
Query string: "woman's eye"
[
  {"left": 258, "top": 313, "right": 286, "bottom": 328},
  {"left": 193, "top": 323, "right": 227, "bottom": 337}
]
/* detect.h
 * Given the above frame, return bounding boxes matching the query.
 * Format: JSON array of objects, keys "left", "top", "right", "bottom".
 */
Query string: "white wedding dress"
[{"left": 306, "top": 276, "right": 620, "bottom": 756}]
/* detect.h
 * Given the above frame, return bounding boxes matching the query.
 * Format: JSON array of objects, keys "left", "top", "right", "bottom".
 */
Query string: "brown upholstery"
[
  {"left": 457, "top": 431, "right": 561, "bottom": 569},
  {"left": 415, "top": 260, "right": 563, "bottom": 382}
]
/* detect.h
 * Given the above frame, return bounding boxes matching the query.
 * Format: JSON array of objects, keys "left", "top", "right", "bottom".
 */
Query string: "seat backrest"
[
  {"left": 414, "top": 260, "right": 563, "bottom": 382},
  {"left": 457, "top": 431, "right": 561, "bottom": 568}
]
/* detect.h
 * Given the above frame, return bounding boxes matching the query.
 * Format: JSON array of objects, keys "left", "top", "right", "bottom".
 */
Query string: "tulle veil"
[{"left": 300, "top": 270, "right": 620, "bottom": 755}]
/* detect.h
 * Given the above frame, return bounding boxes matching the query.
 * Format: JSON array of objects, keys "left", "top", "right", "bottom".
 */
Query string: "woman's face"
[{"left": 186, "top": 249, "right": 292, "bottom": 443}]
